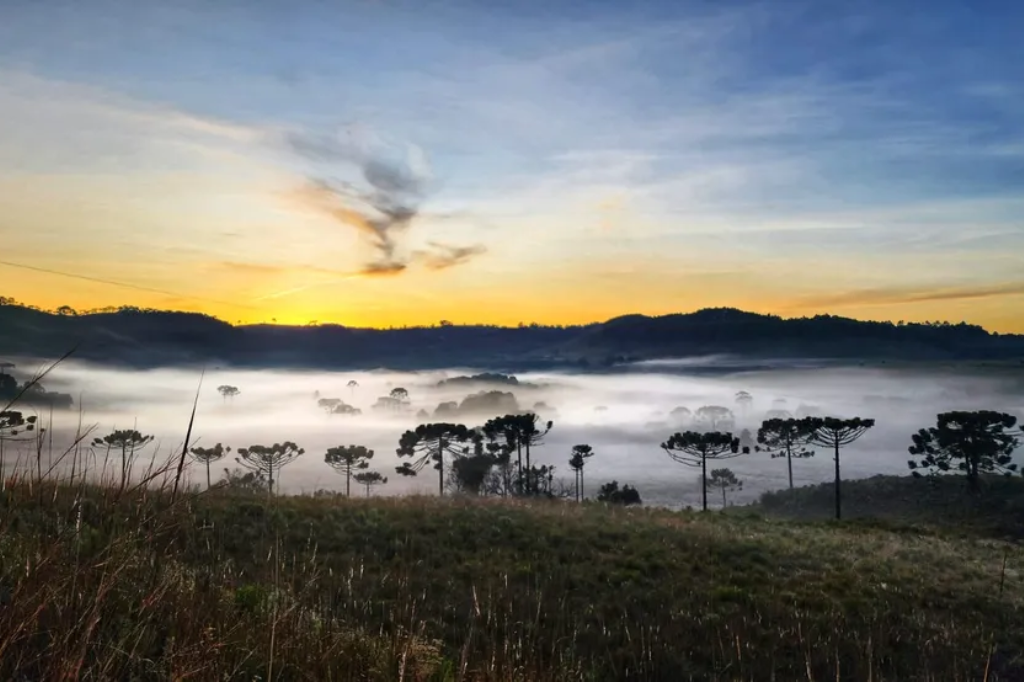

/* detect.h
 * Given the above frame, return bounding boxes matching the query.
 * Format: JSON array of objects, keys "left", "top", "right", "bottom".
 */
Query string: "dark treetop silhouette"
[
  {"left": 662, "top": 431, "right": 748, "bottom": 511},
  {"left": 325, "top": 445, "right": 375, "bottom": 497},
  {"left": 189, "top": 443, "right": 229, "bottom": 489},
  {"left": 395, "top": 423, "right": 477, "bottom": 496},
  {"left": 803, "top": 417, "right": 875, "bottom": 520},
  {"left": 757, "top": 418, "right": 817, "bottom": 490},
  {"left": 908, "top": 411, "right": 1020, "bottom": 489},
  {"left": 236, "top": 442, "right": 305, "bottom": 496}
]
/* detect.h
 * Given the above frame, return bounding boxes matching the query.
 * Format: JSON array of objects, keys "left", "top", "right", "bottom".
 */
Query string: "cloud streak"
[{"left": 790, "top": 281, "right": 1024, "bottom": 311}]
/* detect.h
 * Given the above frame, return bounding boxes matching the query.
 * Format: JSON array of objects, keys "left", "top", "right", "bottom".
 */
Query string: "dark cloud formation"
[{"left": 287, "top": 130, "right": 483, "bottom": 275}]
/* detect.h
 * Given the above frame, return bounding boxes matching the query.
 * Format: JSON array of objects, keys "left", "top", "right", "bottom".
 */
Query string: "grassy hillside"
[
  {"left": 754, "top": 474, "right": 1024, "bottom": 540},
  {"left": 1, "top": 477, "right": 1022, "bottom": 680}
]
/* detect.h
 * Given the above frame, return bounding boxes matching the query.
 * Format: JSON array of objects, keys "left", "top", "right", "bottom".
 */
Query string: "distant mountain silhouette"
[{"left": 1, "top": 301, "right": 1022, "bottom": 370}]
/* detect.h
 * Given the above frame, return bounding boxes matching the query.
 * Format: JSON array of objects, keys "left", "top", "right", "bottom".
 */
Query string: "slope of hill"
[
  {"left": 2, "top": 481, "right": 1022, "bottom": 680},
  {"left": 2, "top": 301, "right": 1023, "bottom": 369}
]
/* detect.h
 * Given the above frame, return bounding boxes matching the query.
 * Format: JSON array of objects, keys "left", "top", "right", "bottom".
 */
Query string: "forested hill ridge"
[{"left": 1, "top": 299, "right": 1022, "bottom": 370}]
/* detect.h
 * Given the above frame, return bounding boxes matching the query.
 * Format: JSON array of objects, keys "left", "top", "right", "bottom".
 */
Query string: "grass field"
[{"left": 1, "top": 469, "right": 1023, "bottom": 681}]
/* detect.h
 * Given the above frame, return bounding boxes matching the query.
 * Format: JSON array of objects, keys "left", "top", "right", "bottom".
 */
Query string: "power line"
[{"left": 0, "top": 258, "right": 256, "bottom": 310}]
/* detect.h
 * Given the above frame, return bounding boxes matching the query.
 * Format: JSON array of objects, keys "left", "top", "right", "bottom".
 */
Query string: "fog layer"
[{"left": 6, "top": 359, "right": 1023, "bottom": 508}]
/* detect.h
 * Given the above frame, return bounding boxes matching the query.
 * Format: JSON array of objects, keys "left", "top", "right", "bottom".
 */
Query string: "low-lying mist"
[{"left": 6, "top": 358, "right": 1024, "bottom": 509}]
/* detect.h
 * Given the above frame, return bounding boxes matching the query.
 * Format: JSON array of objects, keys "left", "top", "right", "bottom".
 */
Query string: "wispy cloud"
[{"left": 790, "top": 281, "right": 1024, "bottom": 311}]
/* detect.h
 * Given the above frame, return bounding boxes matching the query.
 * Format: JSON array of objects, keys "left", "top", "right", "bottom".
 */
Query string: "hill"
[
  {"left": 2, "top": 479, "right": 1022, "bottom": 680},
  {"left": 753, "top": 474, "right": 1024, "bottom": 540},
  {"left": 2, "top": 300, "right": 1023, "bottom": 370}
]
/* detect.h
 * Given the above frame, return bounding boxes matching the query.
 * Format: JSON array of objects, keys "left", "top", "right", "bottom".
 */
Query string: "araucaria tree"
[
  {"left": 757, "top": 418, "right": 816, "bottom": 490},
  {"left": 512, "top": 413, "right": 553, "bottom": 495},
  {"left": 482, "top": 413, "right": 553, "bottom": 495},
  {"left": 347, "top": 379, "right": 359, "bottom": 396},
  {"left": 92, "top": 429, "right": 155, "bottom": 492},
  {"left": 803, "top": 417, "right": 875, "bottom": 520},
  {"left": 325, "top": 445, "right": 375, "bottom": 497},
  {"left": 908, "top": 411, "right": 1021, "bottom": 489},
  {"left": 389, "top": 387, "right": 410, "bottom": 407},
  {"left": 217, "top": 385, "right": 240, "bottom": 402},
  {"left": 694, "top": 406, "right": 736, "bottom": 432},
  {"left": 568, "top": 444, "right": 595, "bottom": 501},
  {"left": 735, "top": 391, "right": 753, "bottom": 416},
  {"left": 354, "top": 470, "right": 387, "bottom": 496},
  {"left": 662, "top": 431, "right": 746, "bottom": 511},
  {"left": 189, "top": 442, "right": 229, "bottom": 489},
  {"left": 395, "top": 423, "right": 476, "bottom": 496},
  {"left": 708, "top": 468, "right": 742, "bottom": 508},
  {"left": 236, "top": 441, "right": 305, "bottom": 496}
]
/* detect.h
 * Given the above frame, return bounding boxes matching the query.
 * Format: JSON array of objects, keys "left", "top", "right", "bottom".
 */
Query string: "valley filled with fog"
[{"left": 5, "top": 358, "right": 1023, "bottom": 509}]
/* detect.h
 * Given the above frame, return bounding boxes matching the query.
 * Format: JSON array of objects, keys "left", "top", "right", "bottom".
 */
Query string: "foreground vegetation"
[{"left": 1, "top": 471, "right": 1023, "bottom": 681}]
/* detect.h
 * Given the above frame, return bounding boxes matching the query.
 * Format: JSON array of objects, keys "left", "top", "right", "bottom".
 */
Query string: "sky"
[{"left": 1, "top": 0, "right": 1023, "bottom": 331}]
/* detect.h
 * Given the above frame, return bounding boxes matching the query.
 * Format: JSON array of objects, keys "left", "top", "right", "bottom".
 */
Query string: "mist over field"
[{"left": 6, "top": 358, "right": 1024, "bottom": 508}]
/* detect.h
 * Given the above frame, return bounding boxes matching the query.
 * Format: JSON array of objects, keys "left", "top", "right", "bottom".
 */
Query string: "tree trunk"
[
  {"left": 701, "top": 453, "right": 708, "bottom": 512},
  {"left": 525, "top": 443, "right": 532, "bottom": 495},
  {"left": 833, "top": 440, "right": 841, "bottom": 520},
  {"left": 346, "top": 468, "right": 351, "bottom": 498},
  {"left": 787, "top": 444, "right": 794, "bottom": 490},
  {"left": 516, "top": 442, "right": 523, "bottom": 495},
  {"left": 580, "top": 468, "right": 585, "bottom": 501},
  {"left": 206, "top": 460, "right": 211, "bottom": 490},
  {"left": 438, "top": 452, "right": 444, "bottom": 496}
]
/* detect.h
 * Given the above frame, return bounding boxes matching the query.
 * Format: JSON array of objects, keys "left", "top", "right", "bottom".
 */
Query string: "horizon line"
[{"left": 0, "top": 297, "right": 1010, "bottom": 336}]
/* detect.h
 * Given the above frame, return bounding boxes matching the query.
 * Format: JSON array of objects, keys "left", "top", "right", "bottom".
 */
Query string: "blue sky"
[{"left": 1, "top": 0, "right": 1022, "bottom": 328}]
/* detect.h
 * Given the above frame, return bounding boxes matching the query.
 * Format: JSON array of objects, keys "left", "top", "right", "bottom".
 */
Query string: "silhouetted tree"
[
  {"left": 217, "top": 385, "right": 240, "bottom": 402},
  {"left": 0, "top": 410, "right": 37, "bottom": 487},
  {"left": 373, "top": 396, "right": 402, "bottom": 412},
  {"left": 735, "top": 391, "right": 753, "bottom": 416},
  {"left": 318, "top": 397, "right": 343, "bottom": 413},
  {"left": 708, "top": 468, "right": 742, "bottom": 508},
  {"left": 325, "top": 445, "right": 374, "bottom": 497},
  {"left": 669, "top": 406, "right": 692, "bottom": 425},
  {"left": 757, "top": 418, "right": 816, "bottom": 490},
  {"left": 568, "top": 444, "right": 595, "bottom": 501},
  {"left": 331, "top": 403, "right": 362, "bottom": 416},
  {"left": 93, "top": 429, "right": 154, "bottom": 492},
  {"left": 459, "top": 391, "right": 520, "bottom": 416},
  {"left": 803, "top": 417, "right": 875, "bottom": 520},
  {"left": 189, "top": 442, "right": 229, "bottom": 489},
  {"left": 347, "top": 379, "right": 359, "bottom": 397},
  {"left": 389, "top": 387, "right": 410, "bottom": 406},
  {"left": 449, "top": 451, "right": 498, "bottom": 495},
  {"left": 395, "top": 423, "right": 476, "bottom": 496},
  {"left": 908, "top": 411, "right": 1021, "bottom": 490},
  {"left": 354, "top": 470, "right": 387, "bottom": 497},
  {"left": 515, "top": 413, "right": 552, "bottom": 495},
  {"left": 763, "top": 408, "right": 792, "bottom": 420},
  {"left": 0, "top": 361, "right": 14, "bottom": 377},
  {"left": 662, "top": 431, "right": 746, "bottom": 511},
  {"left": 236, "top": 441, "right": 304, "bottom": 497},
  {"left": 596, "top": 481, "right": 642, "bottom": 506},
  {"left": 434, "top": 401, "right": 460, "bottom": 419},
  {"left": 694, "top": 406, "right": 736, "bottom": 432}
]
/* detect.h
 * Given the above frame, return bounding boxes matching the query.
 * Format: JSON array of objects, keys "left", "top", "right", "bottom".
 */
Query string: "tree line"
[{"left": 3, "top": 378, "right": 1021, "bottom": 514}]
